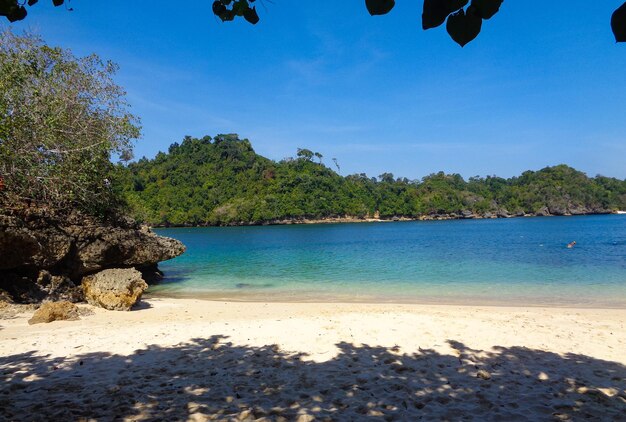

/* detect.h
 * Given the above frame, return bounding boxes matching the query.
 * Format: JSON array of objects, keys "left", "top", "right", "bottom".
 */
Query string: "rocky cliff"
[{"left": 0, "top": 209, "right": 185, "bottom": 303}]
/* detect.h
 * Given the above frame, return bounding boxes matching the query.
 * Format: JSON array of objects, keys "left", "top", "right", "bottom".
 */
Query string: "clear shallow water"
[{"left": 152, "top": 215, "right": 626, "bottom": 307}]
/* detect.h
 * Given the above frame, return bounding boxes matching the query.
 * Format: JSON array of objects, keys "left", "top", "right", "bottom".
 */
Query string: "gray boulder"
[{"left": 82, "top": 268, "right": 148, "bottom": 311}]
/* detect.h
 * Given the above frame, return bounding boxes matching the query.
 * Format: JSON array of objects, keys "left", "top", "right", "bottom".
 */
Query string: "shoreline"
[
  {"left": 148, "top": 210, "right": 622, "bottom": 228},
  {"left": 2, "top": 298, "right": 625, "bottom": 420},
  {"left": 144, "top": 291, "right": 626, "bottom": 310}
]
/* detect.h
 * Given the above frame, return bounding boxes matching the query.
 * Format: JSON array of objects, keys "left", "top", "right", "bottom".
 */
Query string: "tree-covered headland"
[
  {"left": 119, "top": 135, "right": 626, "bottom": 227},
  {"left": 1, "top": 31, "right": 624, "bottom": 228}
]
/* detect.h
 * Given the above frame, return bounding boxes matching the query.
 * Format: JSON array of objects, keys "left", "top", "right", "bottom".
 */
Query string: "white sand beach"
[{"left": 1, "top": 298, "right": 625, "bottom": 420}]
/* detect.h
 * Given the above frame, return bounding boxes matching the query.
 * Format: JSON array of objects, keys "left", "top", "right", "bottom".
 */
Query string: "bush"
[{"left": 0, "top": 30, "right": 140, "bottom": 217}]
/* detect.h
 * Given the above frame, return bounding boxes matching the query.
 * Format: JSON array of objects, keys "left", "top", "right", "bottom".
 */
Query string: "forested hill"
[{"left": 118, "top": 134, "right": 626, "bottom": 226}]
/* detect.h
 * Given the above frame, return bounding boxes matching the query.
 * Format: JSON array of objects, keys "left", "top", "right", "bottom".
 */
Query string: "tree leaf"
[
  {"left": 611, "top": 2, "right": 626, "bottom": 42},
  {"left": 470, "top": 0, "right": 502, "bottom": 20},
  {"left": 212, "top": 1, "right": 227, "bottom": 17},
  {"left": 232, "top": 0, "right": 249, "bottom": 17},
  {"left": 7, "top": 5, "right": 27, "bottom": 22},
  {"left": 52, "top": 0, "right": 64, "bottom": 6},
  {"left": 446, "top": 6, "right": 482, "bottom": 47},
  {"left": 422, "top": 0, "right": 469, "bottom": 30},
  {"left": 244, "top": 6, "right": 259, "bottom": 24},
  {"left": 28, "top": 0, "right": 39, "bottom": 6},
  {"left": 220, "top": 10, "right": 235, "bottom": 22},
  {"left": 365, "top": 0, "right": 395, "bottom": 16},
  {"left": 0, "top": 0, "right": 16, "bottom": 17}
]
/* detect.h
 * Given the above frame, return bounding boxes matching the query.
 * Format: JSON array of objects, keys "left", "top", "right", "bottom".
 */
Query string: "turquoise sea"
[{"left": 151, "top": 215, "right": 626, "bottom": 307}]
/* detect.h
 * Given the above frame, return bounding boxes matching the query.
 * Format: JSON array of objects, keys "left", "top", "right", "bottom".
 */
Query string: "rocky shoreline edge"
[
  {"left": 151, "top": 207, "right": 619, "bottom": 228},
  {"left": 0, "top": 208, "right": 185, "bottom": 313}
]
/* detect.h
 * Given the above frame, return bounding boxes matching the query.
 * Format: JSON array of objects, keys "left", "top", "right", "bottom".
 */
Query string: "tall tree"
[{"left": 0, "top": 30, "right": 140, "bottom": 216}]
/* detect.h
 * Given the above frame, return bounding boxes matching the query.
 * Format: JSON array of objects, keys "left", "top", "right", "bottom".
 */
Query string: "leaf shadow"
[{"left": 1, "top": 336, "right": 625, "bottom": 420}]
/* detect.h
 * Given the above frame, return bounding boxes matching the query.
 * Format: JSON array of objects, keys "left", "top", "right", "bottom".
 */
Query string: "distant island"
[{"left": 117, "top": 134, "right": 626, "bottom": 227}]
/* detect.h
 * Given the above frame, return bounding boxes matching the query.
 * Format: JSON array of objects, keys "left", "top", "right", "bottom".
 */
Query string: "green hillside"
[{"left": 118, "top": 134, "right": 626, "bottom": 226}]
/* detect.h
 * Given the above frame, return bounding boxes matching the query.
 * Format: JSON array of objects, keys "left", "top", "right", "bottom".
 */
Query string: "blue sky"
[{"left": 8, "top": 1, "right": 626, "bottom": 179}]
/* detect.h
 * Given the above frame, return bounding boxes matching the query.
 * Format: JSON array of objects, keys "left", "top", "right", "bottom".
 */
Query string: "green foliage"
[
  {"left": 119, "top": 135, "right": 626, "bottom": 226},
  {"left": 0, "top": 30, "right": 140, "bottom": 217}
]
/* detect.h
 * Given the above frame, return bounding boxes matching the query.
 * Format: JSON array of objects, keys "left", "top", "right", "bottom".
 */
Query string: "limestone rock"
[
  {"left": 535, "top": 207, "right": 550, "bottom": 217},
  {"left": 36, "top": 271, "right": 84, "bottom": 302},
  {"left": 71, "top": 223, "right": 185, "bottom": 278},
  {"left": 0, "top": 210, "right": 185, "bottom": 303},
  {"left": 0, "top": 215, "right": 71, "bottom": 271},
  {"left": 548, "top": 205, "right": 567, "bottom": 216},
  {"left": 0, "top": 289, "right": 14, "bottom": 304},
  {"left": 82, "top": 268, "right": 148, "bottom": 311},
  {"left": 28, "top": 301, "right": 80, "bottom": 325},
  {"left": 496, "top": 208, "right": 510, "bottom": 218},
  {"left": 569, "top": 206, "right": 589, "bottom": 215},
  {"left": 0, "top": 211, "right": 185, "bottom": 278}
]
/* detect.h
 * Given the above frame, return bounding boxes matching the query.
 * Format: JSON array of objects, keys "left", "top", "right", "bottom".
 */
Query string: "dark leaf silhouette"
[
  {"left": 212, "top": 1, "right": 237, "bottom": 22},
  {"left": 220, "top": 10, "right": 235, "bottom": 22},
  {"left": 243, "top": 6, "right": 259, "bottom": 25},
  {"left": 2, "top": 0, "right": 70, "bottom": 22},
  {"left": 422, "top": 0, "right": 468, "bottom": 30},
  {"left": 5, "top": 5, "right": 27, "bottom": 22},
  {"left": 212, "top": 1, "right": 227, "bottom": 17},
  {"left": 365, "top": 0, "right": 395, "bottom": 16},
  {"left": 447, "top": 6, "right": 482, "bottom": 47},
  {"left": 232, "top": 0, "right": 249, "bottom": 17},
  {"left": 471, "top": 0, "right": 503, "bottom": 20},
  {"left": 612, "top": 2, "right": 626, "bottom": 42},
  {"left": 2, "top": 1, "right": 624, "bottom": 46}
]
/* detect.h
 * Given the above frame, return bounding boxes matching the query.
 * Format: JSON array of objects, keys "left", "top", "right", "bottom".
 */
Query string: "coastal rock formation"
[
  {"left": 496, "top": 208, "right": 511, "bottom": 218},
  {"left": 28, "top": 301, "right": 80, "bottom": 325},
  {"left": 0, "top": 289, "right": 13, "bottom": 304},
  {"left": 0, "top": 210, "right": 185, "bottom": 303},
  {"left": 35, "top": 270, "right": 84, "bottom": 303},
  {"left": 82, "top": 268, "right": 148, "bottom": 311}
]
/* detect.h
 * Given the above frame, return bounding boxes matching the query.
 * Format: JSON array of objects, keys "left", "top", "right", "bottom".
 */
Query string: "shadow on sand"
[{"left": 1, "top": 336, "right": 625, "bottom": 420}]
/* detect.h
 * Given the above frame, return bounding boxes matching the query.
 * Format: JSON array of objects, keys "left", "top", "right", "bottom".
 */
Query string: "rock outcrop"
[
  {"left": 28, "top": 301, "right": 80, "bottom": 324},
  {"left": 0, "top": 209, "right": 185, "bottom": 303},
  {"left": 82, "top": 268, "right": 148, "bottom": 311}
]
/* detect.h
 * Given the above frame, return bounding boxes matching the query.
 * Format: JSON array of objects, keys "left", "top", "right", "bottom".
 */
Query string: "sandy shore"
[{"left": 1, "top": 298, "right": 625, "bottom": 420}]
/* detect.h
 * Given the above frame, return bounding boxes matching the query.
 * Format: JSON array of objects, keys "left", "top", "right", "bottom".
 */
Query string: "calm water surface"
[{"left": 152, "top": 215, "right": 626, "bottom": 307}]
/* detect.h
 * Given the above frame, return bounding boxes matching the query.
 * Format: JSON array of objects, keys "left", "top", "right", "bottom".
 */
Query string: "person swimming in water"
[{"left": 567, "top": 241, "right": 576, "bottom": 248}]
